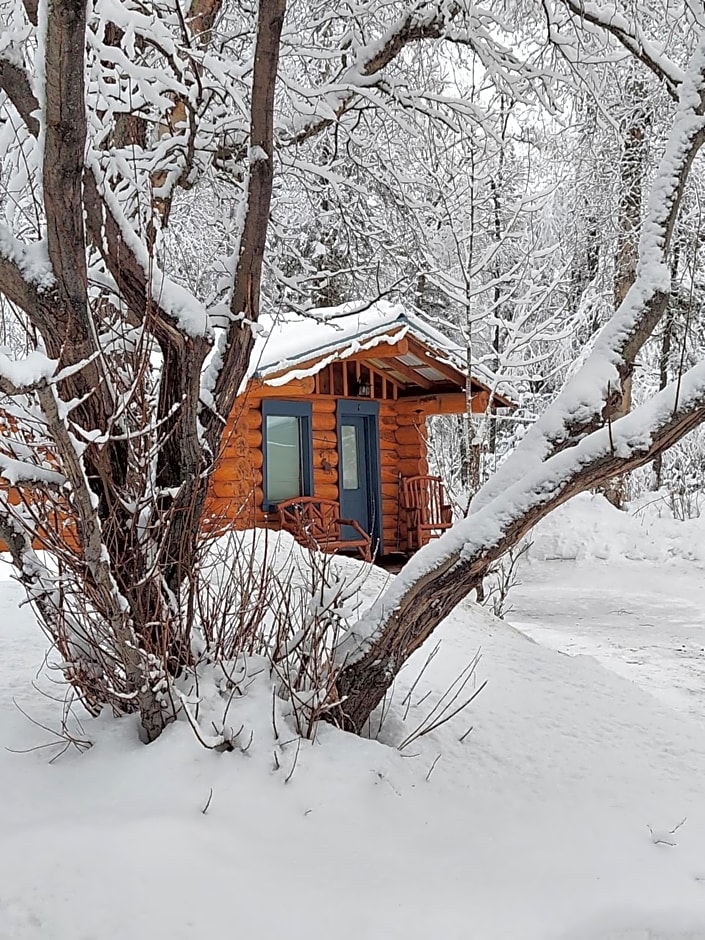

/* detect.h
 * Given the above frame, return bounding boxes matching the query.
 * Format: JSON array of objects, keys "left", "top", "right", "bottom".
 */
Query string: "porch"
[{"left": 272, "top": 474, "right": 453, "bottom": 564}]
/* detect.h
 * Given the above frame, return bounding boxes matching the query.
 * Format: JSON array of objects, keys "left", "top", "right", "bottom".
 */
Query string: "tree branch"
[
  {"left": 328, "top": 34, "right": 705, "bottom": 732},
  {"left": 472, "top": 35, "right": 705, "bottom": 512},
  {"left": 289, "top": 1, "right": 453, "bottom": 145},
  {"left": 43, "top": 0, "right": 91, "bottom": 343},
  {"left": 333, "top": 362, "right": 705, "bottom": 729},
  {"left": 22, "top": 0, "right": 38, "bottom": 25},
  {"left": 558, "top": 0, "right": 684, "bottom": 96},
  {"left": 0, "top": 57, "right": 40, "bottom": 136},
  {"left": 0, "top": 231, "right": 50, "bottom": 316},
  {"left": 204, "top": 0, "right": 286, "bottom": 445}
]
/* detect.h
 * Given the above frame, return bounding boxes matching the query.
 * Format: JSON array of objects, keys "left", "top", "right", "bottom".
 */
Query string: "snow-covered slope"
[
  {"left": 528, "top": 491, "right": 705, "bottom": 564},
  {"left": 1, "top": 546, "right": 705, "bottom": 940}
]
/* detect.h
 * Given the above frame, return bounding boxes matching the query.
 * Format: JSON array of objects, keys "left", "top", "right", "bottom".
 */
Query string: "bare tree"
[{"left": 330, "top": 28, "right": 705, "bottom": 730}]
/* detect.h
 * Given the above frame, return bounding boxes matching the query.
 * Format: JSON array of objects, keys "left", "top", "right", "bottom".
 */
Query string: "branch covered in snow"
[
  {"left": 334, "top": 358, "right": 705, "bottom": 728},
  {"left": 557, "top": 0, "right": 685, "bottom": 95},
  {"left": 327, "top": 31, "right": 705, "bottom": 731},
  {"left": 0, "top": 228, "right": 55, "bottom": 316},
  {"left": 200, "top": 0, "right": 286, "bottom": 443},
  {"left": 472, "top": 34, "right": 705, "bottom": 513},
  {"left": 286, "top": 0, "right": 545, "bottom": 146}
]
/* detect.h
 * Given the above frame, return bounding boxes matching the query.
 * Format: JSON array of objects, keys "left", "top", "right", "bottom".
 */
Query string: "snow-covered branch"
[
  {"left": 557, "top": 0, "right": 685, "bottom": 95},
  {"left": 287, "top": 1, "right": 454, "bottom": 144},
  {"left": 326, "top": 28, "right": 705, "bottom": 732},
  {"left": 472, "top": 34, "right": 705, "bottom": 512},
  {"left": 201, "top": 0, "right": 286, "bottom": 444},
  {"left": 0, "top": 231, "right": 54, "bottom": 316},
  {"left": 334, "top": 358, "right": 705, "bottom": 728}
]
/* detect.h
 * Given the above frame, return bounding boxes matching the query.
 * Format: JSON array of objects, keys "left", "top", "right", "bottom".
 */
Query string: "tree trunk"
[
  {"left": 334, "top": 386, "right": 705, "bottom": 730},
  {"left": 600, "top": 82, "right": 647, "bottom": 509}
]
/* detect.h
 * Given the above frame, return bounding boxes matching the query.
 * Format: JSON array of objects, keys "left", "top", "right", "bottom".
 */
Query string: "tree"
[
  {"left": 330, "top": 12, "right": 705, "bottom": 728},
  {"left": 1, "top": 0, "right": 704, "bottom": 741}
]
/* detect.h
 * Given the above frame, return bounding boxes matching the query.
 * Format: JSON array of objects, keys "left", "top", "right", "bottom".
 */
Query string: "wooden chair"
[
  {"left": 275, "top": 496, "right": 372, "bottom": 562},
  {"left": 400, "top": 475, "right": 453, "bottom": 552}
]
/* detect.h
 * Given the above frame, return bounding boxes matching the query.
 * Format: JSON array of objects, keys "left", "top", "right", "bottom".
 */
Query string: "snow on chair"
[
  {"left": 276, "top": 496, "right": 372, "bottom": 562},
  {"left": 400, "top": 475, "right": 453, "bottom": 552}
]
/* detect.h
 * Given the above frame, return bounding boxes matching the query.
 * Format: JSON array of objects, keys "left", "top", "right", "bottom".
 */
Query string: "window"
[
  {"left": 262, "top": 401, "right": 313, "bottom": 509},
  {"left": 340, "top": 424, "right": 359, "bottom": 490}
]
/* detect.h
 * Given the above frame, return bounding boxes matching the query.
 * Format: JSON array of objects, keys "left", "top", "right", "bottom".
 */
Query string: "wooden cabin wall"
[
  {"left": 311, "top": 398, "right": 338, "bottom": 502},
  {"left": 205, "top": 392, "right": 344, "bottom": 534},
  {"left": 378, "top": 400, "right": 429, "bottom": 553},
  {"left": 206, "top": 391, "right": 435, "bottom": 555},
  {"left": 205, "top": 397, "right": 263, "bottom": 532}
]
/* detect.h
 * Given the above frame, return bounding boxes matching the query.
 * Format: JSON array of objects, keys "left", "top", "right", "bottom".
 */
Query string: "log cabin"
[{"left": 207, "top": 301, "right": 515, "bottom": 558}]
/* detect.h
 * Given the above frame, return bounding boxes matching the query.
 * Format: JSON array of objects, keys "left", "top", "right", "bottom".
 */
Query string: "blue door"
[{"left": 337, "top": 402, "right": 382, "bottom": 551}]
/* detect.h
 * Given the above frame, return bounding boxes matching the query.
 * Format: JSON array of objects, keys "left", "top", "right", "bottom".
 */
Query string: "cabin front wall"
[
  {"left": 205, "top": 386, "right": 432, "bottom": 555},
  {"left": 378, "top": 400, "right": 429, "bottom": 552}
]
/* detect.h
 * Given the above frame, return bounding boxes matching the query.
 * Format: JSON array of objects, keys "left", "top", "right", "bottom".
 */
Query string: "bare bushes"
[
  {"left": 161, "top": 529, "right": 375, "bottom": 746},
  {"left": 23, "top": 516, "right": 490, "bottom": 755},
  {"left": 478, "top": 538, "right": 533, "bottom": 619},
  {"left": 7, "top": 529, "right": 175, "bottom": 742},
  {"left": 14, "top": 517, "right": 496, "bottom": 771}
]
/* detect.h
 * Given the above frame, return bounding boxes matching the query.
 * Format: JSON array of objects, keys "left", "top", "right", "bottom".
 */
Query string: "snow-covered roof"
[{"left": 248, "top": 300, "right": 501, "bottom": 396}]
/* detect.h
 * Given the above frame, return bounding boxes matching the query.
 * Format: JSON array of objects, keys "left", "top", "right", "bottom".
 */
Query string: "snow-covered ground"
[
  {"left": 2, "top": 499, "right": 705, "bottom": 939},
  {"left": 513, "top": 494, "right": 705, "bottom": 722}
]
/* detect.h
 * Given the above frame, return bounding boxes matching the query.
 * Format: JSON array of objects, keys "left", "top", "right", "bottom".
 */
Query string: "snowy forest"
[{"left": 2, "top": 1, "right": 705, "bottom": 936}]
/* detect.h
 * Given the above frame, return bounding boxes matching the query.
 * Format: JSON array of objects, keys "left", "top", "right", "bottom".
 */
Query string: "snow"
[
  {"left": 0, "top": 227, "right": 54, "bottom": 291},
  {"left": 3, "top": 511, "right": 705, "bottom": 938},
  {"left": 513, "top": 494, "right": 705, "bottom": 723},
  {"left": 151, "top": 270, "right": 210, "bottom": 337},
  {"left": 0, "top": 454, "right": 63, "bottom": 486},
  {"left": 248, "top": 299, "right": 472, "bottom": 385},
  {"left": 526, "top": 492, "right": 705, "bottom": 567},
  {"left": 0, "top": 349, "right": 57, "bottom": 389},
  {"left": 248, "top": 144, "right": 269, "bottom": 162}
]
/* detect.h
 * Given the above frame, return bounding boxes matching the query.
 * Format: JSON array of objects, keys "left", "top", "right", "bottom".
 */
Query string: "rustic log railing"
[
  {"left": 400, "top": 475, "right": 452, "bottom": 552},
  {"left": 276, "top": 496, "right": 372, "bottom": 561}
]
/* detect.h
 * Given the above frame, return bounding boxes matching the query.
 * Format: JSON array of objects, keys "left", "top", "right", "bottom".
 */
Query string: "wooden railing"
[
  {"left": 276, "top": 496, "right": 372, "bottom": 561},
  {"left": 400, "top": 475, "right": 452, "bottom": 552}
]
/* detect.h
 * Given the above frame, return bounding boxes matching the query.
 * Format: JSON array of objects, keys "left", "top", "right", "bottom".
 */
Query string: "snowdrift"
[
  {"left": 528, "top": 492, "right": 705, "bottom": 565},
  {"left": 1, "top": 539, "right": 705, "bottom": 939}
]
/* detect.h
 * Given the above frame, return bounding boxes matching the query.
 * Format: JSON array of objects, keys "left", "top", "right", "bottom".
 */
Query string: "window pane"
[
  {"left": 266, "top": 415, "right": 302, "bottom": 502},
  {"left": 341, "top": 424, "right": 359, "bottom": 491}
]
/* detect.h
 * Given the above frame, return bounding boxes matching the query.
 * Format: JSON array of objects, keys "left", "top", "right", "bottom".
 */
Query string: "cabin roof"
[{"left": 248, "top": 301, "right": 515, "bottom": 407}]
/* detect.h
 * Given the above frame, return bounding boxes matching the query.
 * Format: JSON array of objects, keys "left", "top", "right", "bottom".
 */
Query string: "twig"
[
  {"left": 201, "top": 787, "right": 214, "bottom": 814},
  {"left": 271, "top": 685, "right": 279, "bottom": 741},
  {"left": 284, "top": 737, "right": 301, "bottom": 784},
  {"left": 425, "top": 753, "right": 442, "bottom": 781}
]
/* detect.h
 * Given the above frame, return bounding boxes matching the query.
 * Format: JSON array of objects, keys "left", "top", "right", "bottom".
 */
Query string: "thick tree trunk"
[
  {"left": 0, "top": 0, "right": 286, "bottom": 742},
  {"left": 334, "top": 388, "right": 705, "bottom": 730}
]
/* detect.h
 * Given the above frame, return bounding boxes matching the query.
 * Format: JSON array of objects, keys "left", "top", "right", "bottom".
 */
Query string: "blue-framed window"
[{"left": 261, "top": 400, "right": 313, "bottom": 510}]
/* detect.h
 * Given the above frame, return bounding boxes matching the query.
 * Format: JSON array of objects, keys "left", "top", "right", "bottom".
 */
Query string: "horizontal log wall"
[
  {"left": 205, "top": 395, "right": 264, "bottom": 532},
  {"left": 205, "top": 393, "right": 345, "bottom": 534},
  {"left": 378, "top": 400, "right": 429, "bottom": 552},
  {"left": 205, "top": 390, "right": 434, "bottom": 554}
]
